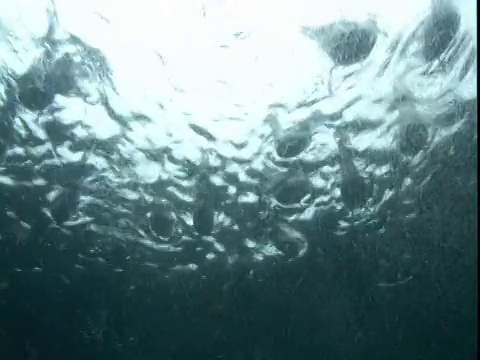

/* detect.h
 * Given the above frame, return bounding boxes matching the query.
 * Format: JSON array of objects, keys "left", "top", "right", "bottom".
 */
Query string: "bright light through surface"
[
  {"left": 51, "top": 0, "right": 434, "bottom": 148},
  {"left": 1, "top": 0, "right": 475, "bottom": 267}
]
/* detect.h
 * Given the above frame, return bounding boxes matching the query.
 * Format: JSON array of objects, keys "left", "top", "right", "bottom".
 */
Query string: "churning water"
[{"left": 0, "top": 0, "right": 477, "bottom": 359}]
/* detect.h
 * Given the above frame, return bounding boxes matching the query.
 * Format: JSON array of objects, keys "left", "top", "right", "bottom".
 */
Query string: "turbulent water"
[
  {"left": 0, "top": 1, "right": 477, "bottom": 358},
  {"left": 0, "top": 0, "right": 476, "bottom": 275}
]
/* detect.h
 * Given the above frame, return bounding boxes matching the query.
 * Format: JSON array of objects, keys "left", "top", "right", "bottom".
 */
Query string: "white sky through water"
[
  {"left": 48, "top": 0, "right": 429, "bottom": 146},
  {"left": 48, "top": 0, "right": 473, "bottom": 147},
  {"left": 54, "top": 0, "right": 432, "bottom": 89}
]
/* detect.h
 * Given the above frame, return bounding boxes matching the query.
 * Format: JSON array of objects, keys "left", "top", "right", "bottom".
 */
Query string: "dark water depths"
[{"left": 0, "top": 0, "right": 477, "bottom": 359}]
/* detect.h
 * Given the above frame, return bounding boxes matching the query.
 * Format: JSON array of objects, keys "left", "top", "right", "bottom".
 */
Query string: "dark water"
[{"left": 0, "top": 0, "right": 477, "bottom": 359}]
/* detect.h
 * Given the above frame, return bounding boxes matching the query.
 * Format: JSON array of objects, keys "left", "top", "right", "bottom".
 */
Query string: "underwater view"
[{"left": 0, "top": 0, "right": 477, "bottom": 359}]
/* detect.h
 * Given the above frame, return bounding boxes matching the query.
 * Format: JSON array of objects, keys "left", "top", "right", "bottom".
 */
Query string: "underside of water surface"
[{"left": 0, "top": 0, "right": 477, "bottom": 359}]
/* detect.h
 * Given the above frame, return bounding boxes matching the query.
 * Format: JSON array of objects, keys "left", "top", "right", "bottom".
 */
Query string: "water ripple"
[{"left": 0, "top": 0, "right": 476, "bottom": 280}]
